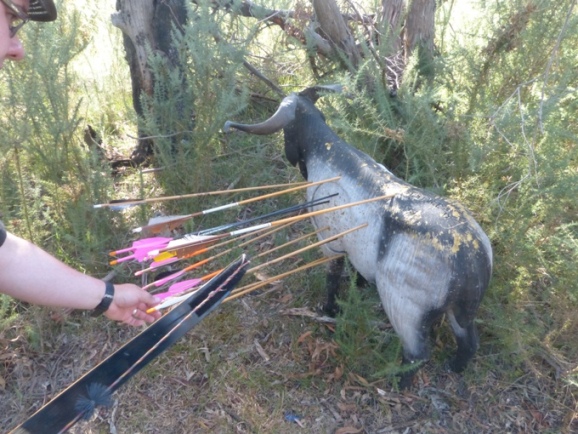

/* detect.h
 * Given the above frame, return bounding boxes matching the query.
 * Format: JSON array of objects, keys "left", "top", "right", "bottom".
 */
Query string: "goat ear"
[{"left": 299, "top": 85, "right": 343, "bottom": 102}]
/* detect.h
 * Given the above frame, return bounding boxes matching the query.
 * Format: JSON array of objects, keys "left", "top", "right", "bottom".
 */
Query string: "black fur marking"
[{"left": 323, "top": 256, "right": 345, "bottom": 316}]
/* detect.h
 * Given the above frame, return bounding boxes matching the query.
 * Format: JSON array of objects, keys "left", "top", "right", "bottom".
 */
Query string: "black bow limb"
[{"left": 11, "top": 254, "right": 250, "bottom": 434}]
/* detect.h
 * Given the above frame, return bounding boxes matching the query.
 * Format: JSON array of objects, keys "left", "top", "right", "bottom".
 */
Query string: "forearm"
[{"left": 0, "top": 232, "right": 105, "bottom": 310}]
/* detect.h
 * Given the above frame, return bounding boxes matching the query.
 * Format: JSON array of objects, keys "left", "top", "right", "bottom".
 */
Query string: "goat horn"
[{"left": 223, "top": 94, "right": 298, "bottom": 135}]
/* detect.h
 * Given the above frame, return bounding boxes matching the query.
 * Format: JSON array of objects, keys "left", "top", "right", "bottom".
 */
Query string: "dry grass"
[{"left": 2, "top": 267, "right": 577, "bottom": 433}]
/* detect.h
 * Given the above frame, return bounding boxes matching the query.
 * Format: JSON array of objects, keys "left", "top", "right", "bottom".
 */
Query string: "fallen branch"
[{"left": 281, "top": 307, "right": 336, "bottom": 324}]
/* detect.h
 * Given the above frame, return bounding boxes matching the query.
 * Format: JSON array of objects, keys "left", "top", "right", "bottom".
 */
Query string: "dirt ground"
[{"left": 1, "top": 276, "right": 577, "bottom": 433}]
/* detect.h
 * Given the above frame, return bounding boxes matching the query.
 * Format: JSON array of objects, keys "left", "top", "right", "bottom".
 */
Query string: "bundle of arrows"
[
  {"left": 12, "top": 177, "right": 392, "bottom": 433},
  {"left": 104, "top": 182, "right": 389, "bottom": 312}
]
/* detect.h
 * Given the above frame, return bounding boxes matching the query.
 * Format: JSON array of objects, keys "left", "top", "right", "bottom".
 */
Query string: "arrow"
[
  {"left": 110, "top": 195, "right": 333, "bottom": 266},
  {"left": 109, "top": 234, "right": 219, "bottom": 266},
  {"left": 108, "top": 237, "right": 172, "bottom": 265},
  {"left": 146, "top": 225, "right": 330, "bottom": 293},
  {"left": 109, "top": 237, "right": 172, "bottom": 257},
  {"left": 151, "top": 192, "right": 389, "bottom": 264},
  {"left": 134, "top": 222, "right": 293, "bottom": 277},
  {"left": 154, "top": 269, "right": 221, "bottom": 301},
  {"left": 112, "top": 192, "right": 391, "bottom": 266},
  {"left": 143, "top": 256, "right": 215, "bottom": 291},
  {"left": 244, "top": 223, "right": 366, "bottom": 275},
  {"left": 92, "top": 180, "right": 311, "bottom": 209},
  {"left": 132, "top": 176, "right": 341, "bottom": 235},
  {"left": 191, "top": 193, "right": 338, "bottom": 236},
  {"left": 147, "top": 194, "right": 336, "bottom": 260}
]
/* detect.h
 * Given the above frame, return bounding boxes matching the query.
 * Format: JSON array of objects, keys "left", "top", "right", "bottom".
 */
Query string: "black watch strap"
[{"left": 91, "top": 281, "right": 115, "bottom": 317}]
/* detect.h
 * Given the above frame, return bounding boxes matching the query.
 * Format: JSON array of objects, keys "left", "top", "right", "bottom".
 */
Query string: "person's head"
[{"left": 0, "top": 0, "right": 56, "bottom": 67}]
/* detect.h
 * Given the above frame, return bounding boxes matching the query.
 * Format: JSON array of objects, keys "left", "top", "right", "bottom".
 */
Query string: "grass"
[
  {"left": 2, "top": 180, "right": 577, "bottom": 433},
  {"left": 4, "top": 272, "right": 576, "bottom": 433}
]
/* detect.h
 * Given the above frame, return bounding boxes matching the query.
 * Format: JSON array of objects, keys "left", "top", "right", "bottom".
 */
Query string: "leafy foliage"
[
  {"left": 140, "top": 1, "right": 253, "bottom": 198},
  {"left": 443, "top": 0, "right": 578, "bottom": 377},
  {"left": 0, "top": 4, "right": 119, "bottom": 268},
  {"left": 333, "top": 271, "right": 404, "bottom": 381}
]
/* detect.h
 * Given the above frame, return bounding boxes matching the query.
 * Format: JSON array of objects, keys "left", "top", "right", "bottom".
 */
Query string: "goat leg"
[
  {"left": 323, "top": 255, "right": 345, "bottom": 316},
  {"left": 447, "top": 319, "right": 480, "bottom": 373},
  {"left": 398, "top": 357, "right": 423, "bottom": 390}
]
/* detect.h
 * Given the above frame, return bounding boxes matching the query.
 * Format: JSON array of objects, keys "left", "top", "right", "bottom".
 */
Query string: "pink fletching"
[
  {"left": 152, "top": 269, "right": 185, "bottom": 287},
  {"left": 111, "top": 237, "right": 172, "bottom": 255},
  {"left": 155, "top": 278, "right": 203, "bottom": 300}
]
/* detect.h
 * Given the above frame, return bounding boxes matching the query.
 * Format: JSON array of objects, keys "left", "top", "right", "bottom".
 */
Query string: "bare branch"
[
  {"left": 193, "top": 0, "right": 293, "bottom": 28},
  {"left": 312, "top": 0, "right": 361, "bottom": 70}
]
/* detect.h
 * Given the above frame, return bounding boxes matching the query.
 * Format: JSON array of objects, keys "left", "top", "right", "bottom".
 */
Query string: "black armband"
[{"left": 91, "top": 281, "right": 115, "bottom": 317}]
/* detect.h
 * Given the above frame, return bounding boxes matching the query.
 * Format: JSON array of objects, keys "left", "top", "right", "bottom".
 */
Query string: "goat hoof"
[
  {"left": 322, "top": 303, "right": 339, "bottom": 317},
  {"left": 447, "top": 358, "right": 467, "bottom": 373},
  {"left": 397, "top": 373, "right": 415, "bottom": 390}
]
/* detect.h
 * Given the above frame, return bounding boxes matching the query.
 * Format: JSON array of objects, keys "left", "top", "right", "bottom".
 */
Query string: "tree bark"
[
  {"left": 311, "top": 0, "right": 361, "bottom": 70},
  {"left": 405, "top": 0, "right": 436, "bottom": 80},
  {"left": 379, "top": 0, "right": 405, "bottom": 54},
  {"left": 112, "top": 0, "right": 188, "bottom": 165},
  {"left": 112, "top": 0, "right": 155, "bottom": 105},
  {"left": 378, "top": 0, "right": 406, "bottom": 93}
]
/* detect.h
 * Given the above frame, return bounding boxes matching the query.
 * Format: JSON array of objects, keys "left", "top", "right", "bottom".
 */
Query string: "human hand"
[{"left": 104, "top": 283, "right": 161, "bottom": 326}]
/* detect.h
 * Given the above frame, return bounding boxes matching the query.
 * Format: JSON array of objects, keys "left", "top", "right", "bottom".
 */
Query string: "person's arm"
[{"left": 0, "top": 231, "right": 160, "bottom": 326}]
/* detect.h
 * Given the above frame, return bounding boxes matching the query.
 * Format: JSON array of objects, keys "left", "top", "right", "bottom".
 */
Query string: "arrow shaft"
[
  {"left": 225, "top": 255, "right": 344, "bottom": 302},
  {"left": 251, "top": 194, "right": 392, "bottom": 229},
  {"left": 94, "top": 181, "right": 312, "bottom": 208},
  {"left": 150, "top": 195, "right": 333, "bottom": 260},
  {"left": 195, "top": 194, "right": 337, "bottom": 236},
  {"left": 250, "top": 226, "right": 329, "bottom": 263},
  {"left": 153, "top": 196, "right": 379, "bottom": 282},
  {"left": 247, "top": 224, "right": 367, "bottom": 274},
  {"left": 134, "top": 178, "right": 340, "bottom": 234}
]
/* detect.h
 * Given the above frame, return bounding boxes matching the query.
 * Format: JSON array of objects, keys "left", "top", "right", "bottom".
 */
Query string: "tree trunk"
[
  {"left": 378, "top": 0, "right": 405, "bottom": 93},
  {"left": 379, "top": 0, "right": 405, "bottom": 54},
  {"left": 112, "top": 0, "right": 188, "bottom": 165},
  {"left": 405, "top": 0, "right": 436, "bottom": 81},
  {"left": 311, "top": 0, "right": 361, "bottom": 70}
]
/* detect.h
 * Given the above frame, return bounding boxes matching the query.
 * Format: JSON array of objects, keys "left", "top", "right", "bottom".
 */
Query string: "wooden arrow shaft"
[
  {"left": 247, "top": 224, "right": 367, "bottom": 274},
  {"left": 225, "top": 255, "right": 344, "bottom": 302},
  {"left": 132, "top": 177, "right": 340, "bottom": 235},
  {"left": 225, "top": 193, "right": 391, "bottom": 237},
  {"left": 94, "top": 180, "right": 311, "bottom": 208},
  {"left": 251, "top": 226, "right": 329, "bottom": 261}
]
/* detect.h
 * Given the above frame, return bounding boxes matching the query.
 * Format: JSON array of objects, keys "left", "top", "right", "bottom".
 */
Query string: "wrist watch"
[{"left": 91, "top": 281, "right": 115, "bottom": 317}]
